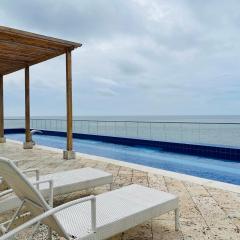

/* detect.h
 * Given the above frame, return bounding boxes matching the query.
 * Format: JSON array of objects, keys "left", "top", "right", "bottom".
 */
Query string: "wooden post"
[
  {"left": 23, "top": 66, "right": 33, "bottom": 149},
  {"left": 0, "top": 75, "right": 5, "bottom": 143},
  {"left": 63, "top": 49, "right": 75, "bottom": 159}
]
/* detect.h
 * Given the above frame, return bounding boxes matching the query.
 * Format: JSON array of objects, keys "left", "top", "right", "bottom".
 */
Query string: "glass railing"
[{"left": 4, "top": 118, "right": 240, "bottom": 148}]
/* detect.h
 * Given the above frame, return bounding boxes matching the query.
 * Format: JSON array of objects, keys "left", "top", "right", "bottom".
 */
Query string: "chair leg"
[
  {"left": 48, "top": 227, "right": 52, "bottom": 240},
  {"left": 109, "top": 183, "right": 113, "bottom": 191},
  {"left": 175, "top": 208, "right": 180, "bottom": 231},
  {"left": 28, "top": 222, "right": 41, "bottom": 240}
]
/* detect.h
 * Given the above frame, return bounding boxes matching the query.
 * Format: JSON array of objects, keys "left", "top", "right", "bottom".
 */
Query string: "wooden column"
[
  {"left": 63, "top": 49, "right": 75, "bottom": 159},
  {"left": 23, "top": 66, "right": 33, "bottom": 149},
  {"left": 0, "top": 75, "right": 5, "bottom": 143}
]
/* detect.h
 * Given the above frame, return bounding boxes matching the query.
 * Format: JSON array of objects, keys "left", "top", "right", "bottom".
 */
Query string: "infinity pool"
[{"left": 6, "top": 133, "right": 240, "bottom": 185}]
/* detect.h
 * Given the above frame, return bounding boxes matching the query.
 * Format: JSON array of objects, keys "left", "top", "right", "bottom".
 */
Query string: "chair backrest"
[
  {"left": 0, "top": 157, "right": 68, "bottom": 238},
  {"left": 0, "top": 160, "right": 19, "bottom": 190}
]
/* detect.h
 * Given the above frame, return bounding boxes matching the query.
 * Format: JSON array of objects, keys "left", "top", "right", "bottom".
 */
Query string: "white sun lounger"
[
  {"left": 0, "top": 157, "right": 179, "bottom": 240},
  {"left": 0, "top": 158, "right": 113, "bottom": 214}
]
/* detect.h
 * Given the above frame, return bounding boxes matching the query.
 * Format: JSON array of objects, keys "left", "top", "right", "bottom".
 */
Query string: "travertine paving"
[{"left": 0, "top": 142, "right": 240, "bottom": 240}]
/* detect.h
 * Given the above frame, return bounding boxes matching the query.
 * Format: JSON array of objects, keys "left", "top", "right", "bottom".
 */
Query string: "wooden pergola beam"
[
  {"left": 0, "top": 74, "right": 5, "bottom": 143},
  {"left": 0, "top": 39, "right": 63, "bottom": 54},
  {"left": 0, "top": 26, "right": 81, "bottom": 50}
]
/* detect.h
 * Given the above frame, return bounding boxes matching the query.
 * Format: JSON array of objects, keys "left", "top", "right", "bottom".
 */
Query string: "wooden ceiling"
[{"left": 0, "top": 26, "right": 82, "bottom": 76}]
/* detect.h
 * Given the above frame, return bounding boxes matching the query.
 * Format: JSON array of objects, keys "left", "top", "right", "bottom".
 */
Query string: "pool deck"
[{"left": 0, "top": 141, "right": 240, "bottom": 240}]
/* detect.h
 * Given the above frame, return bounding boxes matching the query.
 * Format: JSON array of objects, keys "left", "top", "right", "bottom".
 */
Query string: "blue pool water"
[{"left": 6, "top": 133, "right": 240, "bottom": 185}]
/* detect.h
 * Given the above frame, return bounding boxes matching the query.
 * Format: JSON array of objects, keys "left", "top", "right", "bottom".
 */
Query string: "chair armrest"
[
  {"left": 0, "top": 189, "right": 13, "bottom": 198},
  {"left": 0, "top": 179, "right": 52, "bottom": 202},
  {"left": 0, "top": 195, "right": 96, "bottom": 240},
  {"left": 22, "top": 168, "right": 40, "bottom": 182},
  {"left": 12, "top": 160, "right": 20, "bottom": 167},
  {"left": 32, "top": 179, "right": 54, "bottom": 207},
  {"left": 1, "top": 168, "right": 39, "bottom": 188}
]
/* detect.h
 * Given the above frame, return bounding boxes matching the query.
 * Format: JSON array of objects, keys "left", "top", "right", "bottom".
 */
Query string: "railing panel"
[
  {"left": 180, "top": 123, "right": 199, "bottom": 144},
  {"left": 4, "top": 118, "right": 240, "bottom": 148}
]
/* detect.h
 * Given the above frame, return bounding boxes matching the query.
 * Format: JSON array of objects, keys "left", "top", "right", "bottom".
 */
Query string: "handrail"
[{"left": 4, "top": 118, "right": 240, "bottom": 125}]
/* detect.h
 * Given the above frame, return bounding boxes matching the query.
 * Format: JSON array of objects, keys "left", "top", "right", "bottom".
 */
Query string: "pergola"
[{"left": 0, "top": 26, "right": 81, "bottom": 160}]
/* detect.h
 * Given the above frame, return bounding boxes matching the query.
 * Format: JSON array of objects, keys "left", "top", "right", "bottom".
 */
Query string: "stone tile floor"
[{"left": 0, "top": 141, "right": 240, "bottom": 240}]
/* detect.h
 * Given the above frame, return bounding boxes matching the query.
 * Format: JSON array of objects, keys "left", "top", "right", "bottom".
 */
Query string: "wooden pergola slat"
[
  {"left": 0, "top": 26, "right": 81, "bottom": 159},
  {"left": 0, "top": 39, "right": 63, "bottom": 53}
]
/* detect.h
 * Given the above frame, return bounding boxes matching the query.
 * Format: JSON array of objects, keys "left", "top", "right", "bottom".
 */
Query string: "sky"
[{"left": 1, "top": 0, "right": 240, "bottom": 116}]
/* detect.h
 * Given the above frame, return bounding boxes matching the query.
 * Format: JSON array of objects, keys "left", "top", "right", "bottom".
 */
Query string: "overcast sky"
[{"left": 1, "top": 0, "right": 240, "bottom": 116}]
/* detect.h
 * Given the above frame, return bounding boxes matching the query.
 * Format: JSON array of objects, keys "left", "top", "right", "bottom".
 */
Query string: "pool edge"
[{"left": 6, "top": 138, "right": 240, "bottom": 194}]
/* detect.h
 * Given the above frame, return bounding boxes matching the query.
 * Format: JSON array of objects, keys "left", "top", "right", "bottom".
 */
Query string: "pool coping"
[{"left": 6, "top": 138, "right": 240, "bottom": 194}]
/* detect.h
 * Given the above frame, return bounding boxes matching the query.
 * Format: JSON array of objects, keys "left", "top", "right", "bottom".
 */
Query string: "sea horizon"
[{"left": 4, "top": 115, "right": 240, "bottom": 123}]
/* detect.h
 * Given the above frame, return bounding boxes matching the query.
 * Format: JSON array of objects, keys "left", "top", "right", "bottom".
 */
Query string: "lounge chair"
[
  {"left": 0, "top": 157, "right": 179, "bottom": 240},
  {"left": 0, "top": 157, "right": 113, "bottom": 214}
]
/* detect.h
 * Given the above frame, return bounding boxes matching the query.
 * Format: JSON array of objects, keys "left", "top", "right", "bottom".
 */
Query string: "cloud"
[
  {"left": 116, "top": 60, "right": 144, "bottom": 76},
  {"left": 96, "top": 88, "right": 117, "bottom": 97},
  {"left": 93, "top": 77, "right": 119, "bottom": 87},
  {"left": 2, "top": 0, "right": 240, "bottom": 116}
]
